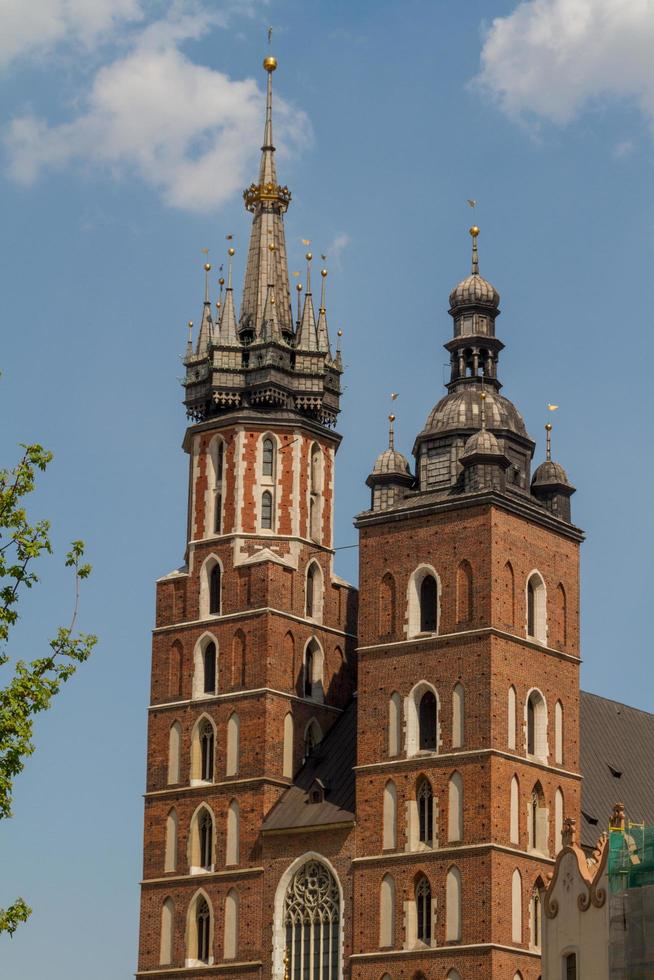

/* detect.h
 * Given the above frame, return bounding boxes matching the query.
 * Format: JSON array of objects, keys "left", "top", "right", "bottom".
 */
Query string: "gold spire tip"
[
  {"left": 268, "top": 242, "right": 276, "bottom": 251},
  {"left": 305, "top": 252, "right": 313, "bottom": 261},
  {"left": 389, "top": 413, "right": 396, "bottom": 423},
  {"left": 337, "top": 329, "right": 343, "bottom": 336},
  {"left": 321, "top": 268, "right": 328, "bottom": 277},
  {"left": 263, "top": 56, "right": 277, "bottom": 72},
  {"left": 188, "top": 320, "right": 193, "bottom": 328},
  {"left": 219, "top": 277, "right": 225, "bottom": 286},
  {"left": 296, "top": 282, "right": 303, "bottom": 291},
  {"left": 545, "top": 423, "right": 552, "bottom": 432},
  {"left": 228, "top": 247, "right": 235, "bottom": 257},
  {"left": 469, "top": 225, "right": 480, "bottom": 238},
  {"left": 204, "top": 263, "right": 211, "bottom": 272}
]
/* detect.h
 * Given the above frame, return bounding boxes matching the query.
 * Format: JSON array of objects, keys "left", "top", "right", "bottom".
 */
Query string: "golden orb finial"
[
  {"left": 337, "top": 329, "right": 343, "bottom": 337},
  {"left": 305, "top": 251, "right": 313, "bottom": 262},
  {"left": 218, "top": 277, "right": 225, "bottom": 287},
  {"left": 188, "top": 320, "right": 193, "bottom": 328},
  {"left": 268, "top": 242, "right": 276, "bottom": 252},
  {"left": 469, "top": 225, "right": 480, "bottom": 238},
  {"left": 228, "top": 247, "right": 235, "bottom": 257},
  {"left": 204, "top": 262, "right": 211, "bottom": 272},
  {"left": 545, "top": 422, "right": 552, "bottom": 432},
  {"left": 321, "top": 268, "right": 328, "bottom": 278},
  {"left": 389, "top": 413, "right": 396, "bottom": 423},
  {"left": 296, "top": 282, "right": 303, "bottom": 292},
  {"left": 263, "top": 56, "right": 277, "bottom": 72}
]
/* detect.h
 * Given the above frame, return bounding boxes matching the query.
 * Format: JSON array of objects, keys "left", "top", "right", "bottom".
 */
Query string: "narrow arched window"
[
  {"left": 198, "top": 809, "right": 213, "bottom": 871},
  {"left": 160, "top": 897, "right": 174, "bottom": 965},
  {"left": 306, "top": 565, "right": 315, "bottom": 618},
  {"left": 527, "top": 690, "right": 547, "bottom": 759},
  {"left": 555, "top": 582, "right": 567, "bottom": 647},
  {"left": 169, "top": 641, "right": 183, "bottom": 698},
  {"left": 230, "top": 631, "right": 245, "bottom": 688},
  {"left": 383, "top": 780, "right": 397, "bottom": 850},
  {"left": 502, "top": 560, "right": 515, "bottom": 627},
  {"left": 555, "top": 788, "right": 564, "bottom": 853},
  {"left": 379, "top": 572, "right": 396, "bottom": 637},
  {"left": 167, "top": 721, "right": 181, "bottom": 785},
  {"left": 529, "top": 782, "right": 548, "bottom": 854},
  {"left": 388, "top": 692, "right": 402, "bottom": 757},
  {"left": 283, "top": 713, "right": 294, "bottom": 778},
  {"left": 446, "top": 866, "right": 462, "bottom": 941},
  {"left": 200, "top": 720, "right": 214, "bottom": 782},
  {"left": 164, "top": 809, "right": 178, "bottom": 873},
  {"left": 564, "top": 952, "right": 577, "bottom": 979},
  {"left": 203, "top": 642, "right": 216, "bottom": 694},
  {"left": 416, "top": 876, "right": 432, "bottom": 944},
  {"left": 555, "top": 700, "right": 563, "bottom": 765},
  {"left": 196, "top": 897, "right": 211, "bottom": 963},
  {"left": 304, "top": 647, "right": 314, "bottom": 697},
  {"left": 310, "top": 443, "right": 322, "bottom": 492},
  {"left": 419, "top": 690, "right": 437, "bottom": 751},
  {"left": 379, "top": 874, "right": 395, "bottom": 948},
  {"left": 508, "top": 685, "right": 517, "bottom": 750},
  {"left": 512, "top": 869, "right": 522, "bottom": 943},
  {"left": 526, "top": 572, "right": 547, "bottom": 643},
  {"left": 209, "top": 565, "right": 221, "bottom": 615},
  {"left": 510, "top": 775, "right": 520, "bottom": 844},
  {"left": 419, "top": 575, "right": 437, "bottom": 632},
  {"left": 304, "top": 719, "right": 321, "bottom": 760},
  {"left": 456, "top": 560, "right": 473, "bottom": 624},
  {"left": 262, "top": 438, "right": 274, "bottom": 477},
  {"left": 452, "top": 683, "right": 464, "bottom": 748},
  {"left": 417, "top": 778, "right": 434, "bottom": 846},
  {"left": 226, "top": 713, "right": 239, "bottom": 777},
  {"left": 530, "top": 889, "right": 542, "bottom": 949},
  {"left": 224, "top": 889, "right": 239, "bottom": 960},
  {"left": 261, "top": 490, "right": 273, "bottom": 530},
  {"left": 214, "top": 440, "right": 224, "bottom": 534},
  {"left": 448, "top": 772, "right": 463, "bottom": 842},
  {"left": 226, "top": 800, "right": 239, "bottom": 866}
]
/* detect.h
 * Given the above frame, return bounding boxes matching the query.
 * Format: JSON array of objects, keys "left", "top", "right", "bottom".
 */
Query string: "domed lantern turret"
[
  {"left": 459, "top": 392, "right": 511, "bottom": 492},
  {"left": 366, "top": 415, "right": 414, "bottom": 512},
  {"left": 531, "top": 423, "right": 575, "bottom": 521}
]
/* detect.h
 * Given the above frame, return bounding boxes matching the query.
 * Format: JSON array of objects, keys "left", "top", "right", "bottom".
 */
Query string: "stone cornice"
[
  {"left": 357, "top": 625, "right": 582, "bottom": 664},
  {"left": 152, "top": 607, "right": 357, "bottom": 641},
  {"left": 136, "top": 960, "right": 262, "bottom": 976},
  {"left": 141, "top": 866, "right": 264, "bottom": 886},
  {"left": 349, "top": 943, "right": 541, "bottom": 960},
  {"left": 148, "top": 687, "right": 345, "bottom": 714},
  {"left": 351, "top": 841, "right": 556, "bottom": 866},
  {"left": 261, "top": 821, "right": 356, "bottom": 837},
  {"left": 182, "top": 412, "right": 342, "bottom": 453},
  {"left": 355, "top": 486, "right": 584, "bottom": 543},
  {"left": 144, "top": 776, "right": 291, "bottom": 799},
  {"left": 354, "top": 748, "right": 582, "bottom": 781}
]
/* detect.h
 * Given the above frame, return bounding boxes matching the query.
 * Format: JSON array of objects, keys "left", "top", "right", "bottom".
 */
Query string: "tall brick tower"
[
  {"left": 136, "top": 55, "right": 356, "bottom": 977},
  {"left": 352, "top": 227, "right": 582, "bottom": 979}
]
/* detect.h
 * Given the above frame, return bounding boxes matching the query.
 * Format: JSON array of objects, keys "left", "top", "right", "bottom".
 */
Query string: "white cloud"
[
  {"left": 476, "top": 0, "right": 654, "bottom": 129},
  {"left": 0, "top": 0, "right": 143, "bottom": 70},
  {"left": 325, "top": 232, "right": 350, "bottom": 270},
  {"left": 4, "top": 8, "right": 311, "bottom": 212}
]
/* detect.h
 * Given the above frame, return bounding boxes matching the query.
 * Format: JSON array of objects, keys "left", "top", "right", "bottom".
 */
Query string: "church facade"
[{"left": 136, "top": 56, "right": 584, "bottom": 980}]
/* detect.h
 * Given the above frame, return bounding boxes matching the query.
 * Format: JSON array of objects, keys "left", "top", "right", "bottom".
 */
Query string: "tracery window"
[
  {"left": 203, "top": 642, "right": 216, "bottom": 694},
  {"left": 196, "top": 897, "right": 211, "bottom": 963},
  {"left": 199, "top": 809, "right": 213, "bottom": 870},
  {"left": 263, "top": 438, "right": 275, "bottom": 477},
  {"left": 418, "top": 691, "right": 437, "bottom": 751},
  {"left": 417, "top": 778, "right": 434, "bottom": 846},
  {"left": 415, "top": 875, "right": 432, "bottom": 944},
  {"left": 283, "top": 860, "right": 340, "bottom": 979},
  {"left": 200, "top": 720, "right": 214, "bottom": 782},
  {"left": 262, "top": 490, "right": 273, "bottom": 530}
]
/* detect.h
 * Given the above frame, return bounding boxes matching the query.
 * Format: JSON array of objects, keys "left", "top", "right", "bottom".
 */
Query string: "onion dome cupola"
[
  {"left": 413, "top": 227, "right": 535, "bottom": 495},
  {"left": 459, "top": 393, "right": 511, "bottom": 493},
  {"left": 367, "top": 415, "right": 414, "bottom": 512},
  {"left": 531, "top": 423, "right": 575, "bottom": 522},
  {"left": 182, "top": 55, "right": 341, "bottom": 428}
]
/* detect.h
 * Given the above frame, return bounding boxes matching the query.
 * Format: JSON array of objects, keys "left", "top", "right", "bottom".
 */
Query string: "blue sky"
[{"left": 2, "top": 0, "right": 654, "bottom": 975}]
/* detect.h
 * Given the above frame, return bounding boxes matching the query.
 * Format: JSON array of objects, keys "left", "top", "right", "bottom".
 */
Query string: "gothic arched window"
[
  {"left": 418, "top": 690, "right": 437, "bottom": 751},
  {"left": 419, "top": 575, "right": 438, "bottom": 632},
  {"left": 200, "top": 720, "right": 214, "bottom": 782},
  {"left": 262, "top": 438, "right": 275, "bottom": 477},
  {"left": 209, "top": 565, "right": 221, "bottom": 615},
  {"left": 203, "top": 642, "right": 216, "bottom": 694},
  {"left": 415, "top": 875, "right": 432, "bottom": 944},
  {"left": 213, "top": 440, "right": 224, "bottom": 534},
  {"left": 196, "top": 896, "right": 211, "bottom": 963},
  {"left": 283, "top": 860, "right": 340, "bottom": 979},
  {"left": 261, "top": 490, "right": 273, "bottom": 530},
  {"left": 417, "top": 778, "right": 434, "bottom": 846},
  {"left": 199, "top": 809, "right": 213, "bottom": 871}
]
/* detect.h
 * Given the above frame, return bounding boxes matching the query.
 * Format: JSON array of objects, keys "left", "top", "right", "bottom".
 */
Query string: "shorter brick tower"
[
  {"left": 352, "top": 227, "right": 582, "bottom": 979},
  {"left": 136, "top": 55, "right": 356, "bottom": 978}
]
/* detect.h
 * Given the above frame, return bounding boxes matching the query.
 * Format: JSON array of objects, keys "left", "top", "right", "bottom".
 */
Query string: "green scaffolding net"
[
  {"left": 608, "top": 823, "right": 654, "bottom": 979},
  {"left": 608, "top": 824, "right": 654, "bottom": 893}
]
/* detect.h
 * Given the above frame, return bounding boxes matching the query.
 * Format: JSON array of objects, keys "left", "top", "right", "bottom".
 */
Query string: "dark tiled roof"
[
  {"left": 580, "top": 691, "right": 654, "bottom": 849},
  {"left": 262, "top": 700, "right": 356, "bottom": 832}
]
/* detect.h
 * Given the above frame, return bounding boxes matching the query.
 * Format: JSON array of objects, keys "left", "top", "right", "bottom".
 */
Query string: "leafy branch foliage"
[{"left": 0, "top": 443, "right": 96, "bottom": 936}]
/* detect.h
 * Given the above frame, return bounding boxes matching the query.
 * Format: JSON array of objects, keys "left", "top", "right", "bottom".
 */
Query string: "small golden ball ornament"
[
  {"left": 296, "top": 282, "right": 303, "bottom": 292},
  {"left": 263, "top": 56, "right": 277, "bottom": 72},
  {"left": 337, "top": 329, "right": 343, "bottom": 337},
  {"left": 188, "top": 320, "right": 193, "bottom": 328},
  {"left": 204, "top": 262, "right": 211, "bottom": 272},
  {"left": 469, "top": 225, "right": 480, "bottom": 238},
  {"left": 228, "top": 247, "right": 235, "bottom": 256},
  {"left": 321, "top": 268, "right": 328, "bottom": 278},
  {"left": 305, "top": 251, "right": 312, "bottom": 261},
  {"left": 545, "top": 423, "right": 553, "bottom": 432},
  {"left": 218, "top": 277, "right": 225, "bottom": 286},
  {"left": 268, "top": 242, "right": 276, "bottom": 252},
  {"left": 389, "top": 413, "right": 396, "bottom": 423}
]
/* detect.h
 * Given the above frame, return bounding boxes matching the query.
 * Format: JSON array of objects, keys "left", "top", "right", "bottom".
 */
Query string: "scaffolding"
[{"left": 608, "top": 812, "right": 654, "bottom": 979}]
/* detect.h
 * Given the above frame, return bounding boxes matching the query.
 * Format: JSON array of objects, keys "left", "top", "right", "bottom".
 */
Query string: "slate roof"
[
  {"left": 262, "top": 700, "right": 356, "bottom": 832},
  {"left": 580, "top": 691, "right": 654, "bottom": 849}
]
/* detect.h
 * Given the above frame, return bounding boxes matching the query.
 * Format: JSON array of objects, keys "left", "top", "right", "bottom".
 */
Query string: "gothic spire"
[
  {"left": 218, "top": 246, "right": 239, "bottom": 346},
  {"left": 196, "top": 261, "right": 214, "bottom": 355},
  {"left": 240, "top": 57, "right": 293, "bottom": 339},
  {"left": 296, "top": 251, "right": 318, "bottom": 350},
  {"left": 316, "top": 267, "right": 333, "bottom": 357}
]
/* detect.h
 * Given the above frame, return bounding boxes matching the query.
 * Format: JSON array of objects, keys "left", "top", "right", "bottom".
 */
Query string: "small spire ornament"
[
  {"left": 545, "top": 422, "right": 552, "bottom": 462},
  {"left": 319, "top": 267, "right": 328, "bottom": 313},
  {"left": 470, "top": 225, "right": 480, "bottom": 276},
  {"left": 388, "top": 413, "right": 396, "bottom": 450}
]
